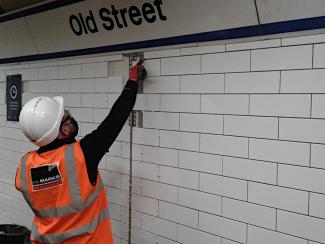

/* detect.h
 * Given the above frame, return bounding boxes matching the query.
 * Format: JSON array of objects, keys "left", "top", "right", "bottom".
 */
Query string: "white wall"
[{"left": 2, "top": 32, "right": 325, "bottom": 244}]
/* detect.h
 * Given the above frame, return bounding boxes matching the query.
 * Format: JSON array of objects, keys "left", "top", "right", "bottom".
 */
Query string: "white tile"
[
  {"left": 201, "top": 95, "right": 249, "bottom": 115},
  {"left": 160, "top": 130, "right": 199, "bottom": 151},
  {"left": 202, "top": 51, "right": 250, "bottom": 73},
  {"left": 159, "top": 166, "right": 199, "bottom": 190},
  {"left": 200, "top": 173, "right": 247, "bottom": 201},
  {"left": 106, "top": 156, "right": 128, "bottom": 174},
  {"left": 144, "top": 48, "right": 180, "bottom": 59},
  {"left": 134, "top": 94, "right": 160, "bottom": 111},
  {"left": 38, "top": 66, "right": 59, "bottom": 80},
  {"left": 94, "top": 108, "right": 110, "bottom": 123},
  {"left": 278, "top": 210, "right": 325, "bottom": 243},
  {"left": 248, "top": 182, "right": 308, "bottom": 214},
  {"left": 70, "top": 78, "right": 94, "bottom": 93},
  {"left": 161, "top": 56, "right": 201, "bottom": 75},
  {"left": 106, "top": 187, "right": 128, "bottom": 206},
  {"left": 281, "top": 69, "right": 325, "bottom": 93},
  {"left": 224, "top": 115, "right": 278, "bottom": 139},
  {"left": 143, "top": 112, "right": 179, "bottom": 130},
  {"left": 111, "top": 219, "right": 127, "bottom": 239},
  {"left": 69, "top": 108, "right": 93, "bottom": 122},
  {"left": 21, "top": 69, "right": 38, "bottom": 80},
  {"left": 279, "top": 118, "right": 325, "bottom": 143},
  {"left": 250, "top": 139, "right": 310, "bottom": 166},
  {"left": 133, "top": 127, "right": 159, "bottom": 146},
  {"left": 61, "top": 94, "right": 81, "bottom": 107},
  {"left": 221, "top": 239, "right": 238, "bottom": 244},
  {"left": 141, "top": 180, "right": 178, "bottom": 203},
  {"left": 81, "top": 94, "right": 107, "bottom": 108},
  {"left": 312, "top": 95, "right": 325, "bottom": 118},
  {"left": 131, "top": 194, "right": 158, "bottom": 216},
  {"left": 181, "top": 44, "right": 225, "bottom": 55},
  {"left": 250, "top": 95, "right": 310, "bottom": 117},
  {"left": 48, "top": 79, "right": 69, "bottom": 93},
  {"left": 79, "top": 122, "right": 98, "bottom": 137},
  {"left": 199, "top": 212, "right": 246, "bottom": 243},
  {"left": 223, "top": 198, "right": 276, "bottom": 229},
  {"left": 131, "top": 227, "right": 155, "bottom": 244},
  {"left": 159, "top": 201, "right": 198, "bottom": 228},
  {"left": 144, "top": 58, "right": 160, "bottom": 76},
  {"left": 121, "top": 142, "right": 141, "bottom": 160},
  {"left": 161, "top": 95, "right": 200, "bottom": 113},
  {"left": 310, "top": 193, "right": 325, "bottom": 219},
  {"left": 142, "top": 146, "right": 178, "bottom": 167},
  {"left": 100, "top": 170, "right": 120, "bottom": 188},
  {"left": 107, "top": 141, "right": 122, "bottom": 157},
  {"left": 179, "top": 188, "right": 222, "bottom": 215},
  {"left": 141, "top": 214, "right": 177, "bottom": 240},
  {"left": 311, "top": 144, "right": 325, "bottom": 169},
  {"left": 225, "top": 71, "right": 280, "bottom": 93},
  {"left": 94, "top": 76, "right": 123, "bottom": 93},
  {"left": 178, "top": 225, "right": 222, "bottom": 244},
  {"left": 179, "top": 151, "right": 222, "bottom": 174},
  {"left": 158, "top": 236, "right": 178, "bottom": 244},
  {"left": 144, "top": 76, "right": 180, "bottom": 93},
  {"left": 247, "top": 225, "right": 307, "bottom": 244},
  {"left": 28, "top": 80, "right": 48, "bottom": 93},
  {"left": 180, "top": 113, "right": 223, "bottom": 134},
  {"left": 108, "top": 203, "right": 121, "bottom": 221},
  {"left": 58, "top": 64, "right": 81, "bottom": 79},
  {"left": 98, "top": 94, "right": 116, "bottom": 110},
  {"left": 181, "top": 74, "right": 224, "bottom": 93},
  {"left": 314, "top": 44, "right": 325, "bottom": 68},
  {"left": 223, "top": 157, "right": 277, "bottom": 184},
  {"left": 69, "top": 54, "right": 123, "bottom": 64},
  {"left": 0, "top": 71, "right": 5, "bottom": 81},
  {"left": 82, "top": 62, "right": 108, "bottom": 78},
  {"left": 279, "top": 164, "right": 325, "bottom": 194},
  {"left": 108, "top": 60, "right": 128, "bottom": 78},
  {"left": 120, "top": 175, "right": 142, "bottom": 195},
  {"left": 283, "top": 33, "right": 325, "bottom": 46},
  {"left": 251, "top": 45, "right": 313, "bottom": 71},
  {"left": 200, "top": 134, "right": 248, "bottom": 158},
  {"left": 133, "top": 161, "right": 159, "bottom": 181},
  {"left": 226, "top": 39, "right": 281, "bottom": 51}
]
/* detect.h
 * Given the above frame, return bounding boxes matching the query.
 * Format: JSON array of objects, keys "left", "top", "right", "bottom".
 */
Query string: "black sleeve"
[{"left": 80, "top": 80, "right": 138, "bottom": 184}]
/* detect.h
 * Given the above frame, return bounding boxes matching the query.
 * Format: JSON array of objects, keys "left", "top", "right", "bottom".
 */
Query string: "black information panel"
[{"left": 6, "top": 74, "right": 22, "bottom": 121}]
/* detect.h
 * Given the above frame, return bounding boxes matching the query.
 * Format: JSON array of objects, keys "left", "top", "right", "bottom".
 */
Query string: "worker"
[{"left": 15, "top": 61, "right": 146, "bottom": 244}]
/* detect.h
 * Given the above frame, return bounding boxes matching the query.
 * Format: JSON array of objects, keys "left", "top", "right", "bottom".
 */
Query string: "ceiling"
[{"left": 0, "top": 0, "right": 47, "bottom": 14}]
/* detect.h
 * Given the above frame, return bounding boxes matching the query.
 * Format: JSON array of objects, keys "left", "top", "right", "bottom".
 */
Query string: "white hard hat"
[{"left": 19, "top": 96, "right": 64, "bottom": 147}]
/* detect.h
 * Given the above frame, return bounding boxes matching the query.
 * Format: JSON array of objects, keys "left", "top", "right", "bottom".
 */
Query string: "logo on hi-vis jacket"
[{"left": 30, "top": 163, "right": 63, "bottom": 191}]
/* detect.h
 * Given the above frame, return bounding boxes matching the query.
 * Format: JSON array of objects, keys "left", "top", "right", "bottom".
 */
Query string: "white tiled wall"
[{"left": 2, "top": 32, "right": 325, "bottom": 244}]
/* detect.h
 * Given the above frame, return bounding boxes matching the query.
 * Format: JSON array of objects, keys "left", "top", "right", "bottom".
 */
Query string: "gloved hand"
[{"left": 129, "top": 60, "right": 147, "bottom": 82}]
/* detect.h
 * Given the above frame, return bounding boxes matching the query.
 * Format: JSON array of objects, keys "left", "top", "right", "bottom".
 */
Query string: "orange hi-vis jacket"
[{"left": 15, "top": 141, "right": 114, "bottom": 244}]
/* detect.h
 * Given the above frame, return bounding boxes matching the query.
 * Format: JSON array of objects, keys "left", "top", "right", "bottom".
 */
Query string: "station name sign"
[{"left": 68, "top": 0, "right": 167, "bottom": 36}]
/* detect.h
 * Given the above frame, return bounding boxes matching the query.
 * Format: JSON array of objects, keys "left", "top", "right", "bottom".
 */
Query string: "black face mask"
[{"left": 69, "top": 116, "right": 79, "bottom": 138}]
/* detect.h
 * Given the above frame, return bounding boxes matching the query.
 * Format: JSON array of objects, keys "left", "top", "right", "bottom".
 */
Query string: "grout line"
[
  {"left": 312, "top": 44, "right": 315, "bottom": 68},
  {"left": 308, "top": 192, "right": 311, "bottom": 216},
  {"left": 279, "top": 70, "right": 282, "bottom": 94},
  {"left": 276, "top": 163, "right": 279, "bottom": 186},
  {"left": 310, "top": 94, "right": 313, "bottom": 119},
  {"left": 246, "top": 181, "right": 249, "bottom": 202},
  {"left": 275, "top": 209, "right": 278, "bottom": 231},
  {"left": 246, "top": 224, "right": 249, "bottom": 244}
]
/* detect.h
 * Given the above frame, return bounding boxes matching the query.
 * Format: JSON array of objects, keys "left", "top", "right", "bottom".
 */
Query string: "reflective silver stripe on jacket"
[
  {"left": 20, "top": 143, "right": 103, "bottom": 218},
  {"left": 20, "top": 155, "right": 34, "bottom": 214},
  {"left": 31, "top": 207, "right": 110, "bottom": 244},
  {"left": 34, "top": 180, "right": 104, "bottom": 218}
]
